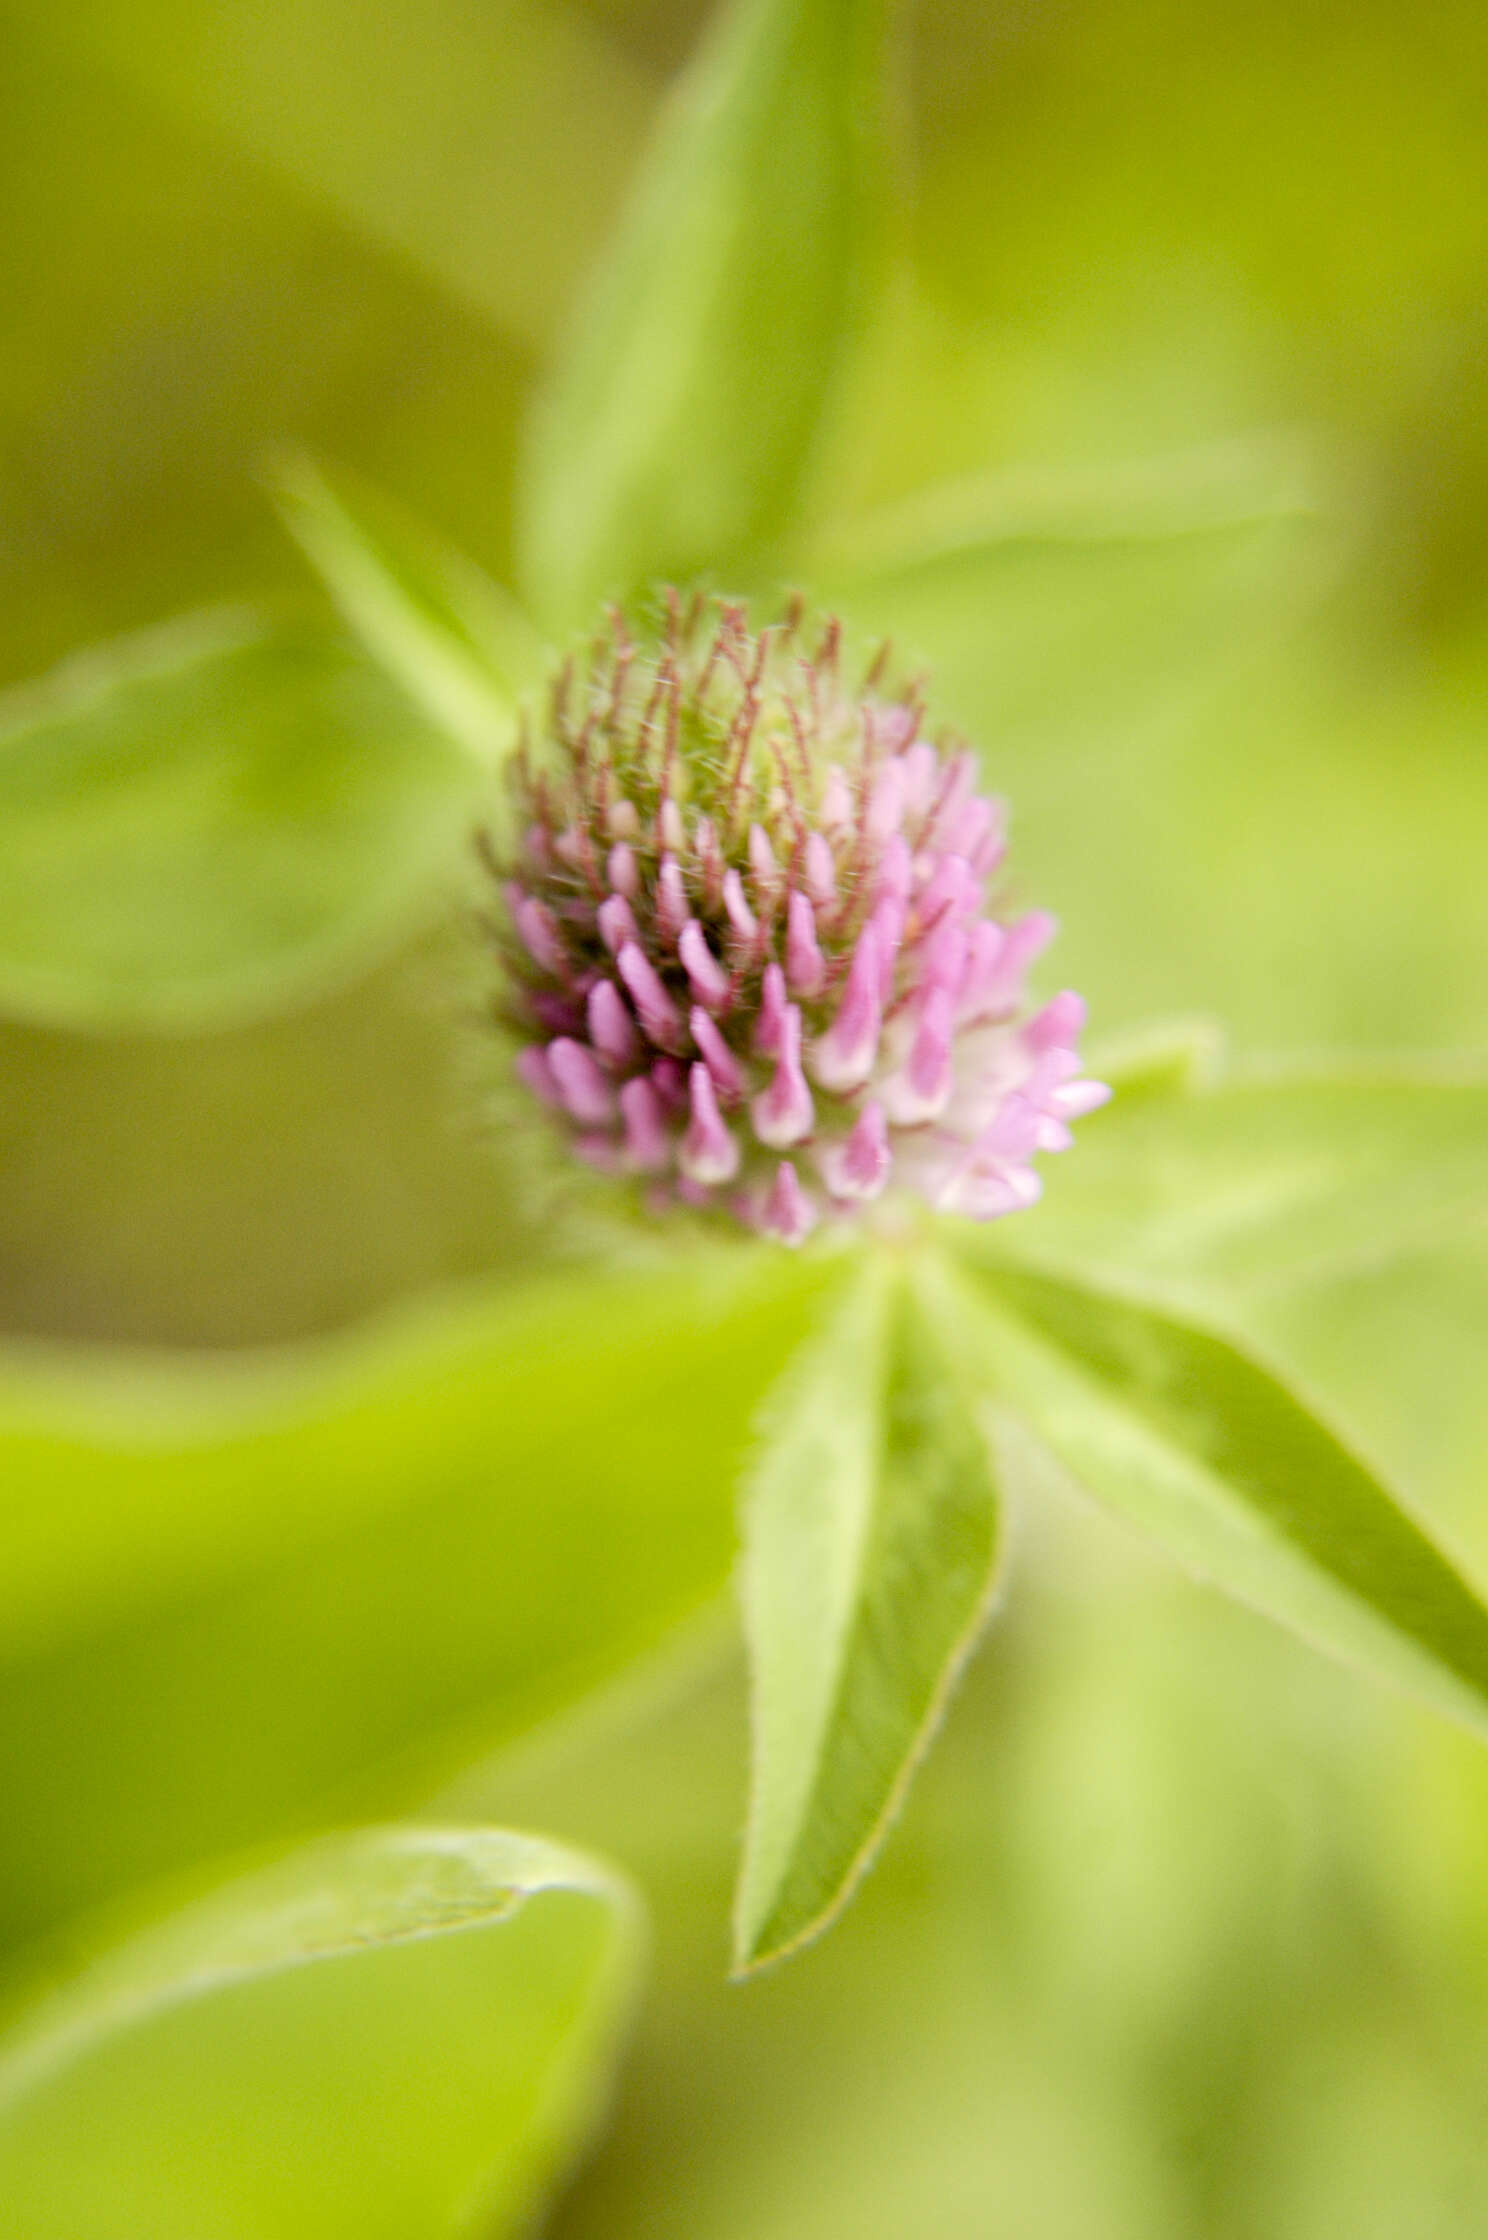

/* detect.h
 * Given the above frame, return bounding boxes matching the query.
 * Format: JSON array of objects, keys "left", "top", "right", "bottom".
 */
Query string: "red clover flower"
[{"left": 481, "top": 596, "right": 1109, "bottom": 1243}]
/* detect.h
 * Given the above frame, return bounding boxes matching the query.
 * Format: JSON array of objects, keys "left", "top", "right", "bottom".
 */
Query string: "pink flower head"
[{"left": 482, "top": 596, "right": 1109, "bottom": 1243}]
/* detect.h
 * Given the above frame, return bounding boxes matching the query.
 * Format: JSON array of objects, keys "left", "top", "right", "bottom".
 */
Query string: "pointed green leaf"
[
  {"left": 948, "top": 1251, "right": 1488, "bottom": 1746},
  {"left": 971, "top": 1060, "right": 1488, "bottom": 1298},
  {"left": 274, "top": 455, "right": 544, "bottom": 769},
  {"left": 809, "top": 432, "right": 1320, "bottom": 585},
  {"left": 520, "top": 0, "right": 886, "bottom": 627},
  {"left": 0, "top": 1249, "right": 836, "bottom": 1947},
  {"left": 0, "top": 612, "right": 484, "bottom": 1031},
  {"left": 816, "top": 444, "right": 1321, "bottom": 761},
  {"left": 735, "top": 1257, "right": 1001, "bottom": 1973},
  {"left": 0, "top": 1824, "right": 640, "bottom": 2239}
]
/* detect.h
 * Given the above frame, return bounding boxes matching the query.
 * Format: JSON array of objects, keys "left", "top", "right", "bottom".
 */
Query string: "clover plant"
[{"left": 2, "top": 0, "right": 1487, "bottom": 2230}]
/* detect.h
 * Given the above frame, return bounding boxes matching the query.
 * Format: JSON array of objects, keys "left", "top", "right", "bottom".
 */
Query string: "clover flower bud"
[{"left": 480, "top": 596, "right": 1109, "bottom": 1242}]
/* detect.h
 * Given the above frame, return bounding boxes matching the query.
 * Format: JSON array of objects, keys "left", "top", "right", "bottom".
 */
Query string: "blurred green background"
[{"left": 3, "top": 0, "right": 1488, "bottom": 2229}]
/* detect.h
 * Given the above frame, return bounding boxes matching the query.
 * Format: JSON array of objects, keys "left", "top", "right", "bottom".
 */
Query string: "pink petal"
[
  {"left": 587, "top": 980, "right": 639, "bottom": 1066},
  {"left": 867, "top": 759, "right": 907, "bottom": 840},
  {"left": 977, "top": 1091, "right": 1042, "bottom": 1162},
  {"left": 920, "top": 921, "right": 971, "bottom": 1000},
  {"left": 515, "top": 1045, "right": 560, "bottom": 1106},
  {"left": 723, "top": 869, "right": 758, "bottom": 943},
  {"left": 821, "top": 766, "right": 854, "bottom": 829},
  {"left": 869, "top": 896, "right": 907, "bottom": 980},
  {"left": 752, "top": 1003, "right": 815, "bottom": 1148},
  {"left": 805, "top": 831, "right": 837, "bottom": 904},
  {"left": 915, "top": 852, "right": 977, "bottom": 931},
  {"left": 547, "top": 1038, "right": 615, "bottom": 1125},
  {"left": 964, "top": 910, "right": 1057, "bottom": 1017},
  {"left": 820, "top": 1101, "right": 890, "bottom": 1201},
  {"left": 785, "top": 891, "right": 826, "bottom": 997},
  {"left": 690, "top": 1008, "right": 745, "bottom": 1100},
  {"left": 649, "top": 1056, "right": 687, "bottom": 1112},
  {"left": 900, "top": 741, "right": 940, "bottom": 816},
  {"left": 811, "top": 928, "right": 882, "bottom": 1092},
  {"left": 619, "top": 1076, "right": 670, "bottom": 1170},
  {"left": 877, "top": 833, "right": 914, "bottom": 905},
  {"left": 680, "top": 1062, "right": 740, "bottom": 1185},
  {"left": 512, "top": 894, "right": 564, "bottom": 973},
  {"left": 695, "top": 816, "right": 725, "bottom": 906},
  {"left": 761, "top": 1161, "right": 818, "bottom": 1245},
  {"left": 749, "top": 823, "right": 778, "bottom": 892},
  {"left": 939, "top": 1164, "right": 1042, "bottom": 1219},
  {"left": 606, "top": 842, "right": 640, "bottom": 898},
  {"left": 927, "top": 753, "right": 977, "bottom": 842},
  {"left": 1024, "top": 990, "right": 1086, "bottom": 1054},
  {"left": 755, "top": 961, "right": 790, "bottom": 1058},
  {"left": 657, "top": 854, "right": 689, "bottom": 940},
  {"left": 617, "top": 942, "right": 683, "bottom": 1049},
  {"left": 679, "top": 919, "right": 732, "bottom": 1009},
  {"left": 597, "top": 894, "right": 639, "bottom": 956},
  {"left": 883, "top": 985, "right": 955, "bottom": 1124},
  {"left": 1051, "top": 1078, "right": 1112, "bottom": 1120}
]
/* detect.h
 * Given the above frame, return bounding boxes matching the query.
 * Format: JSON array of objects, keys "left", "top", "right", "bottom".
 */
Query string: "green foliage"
[
  {"left": 807, "top": 437, "right": 1320, "bottom": 584},
  {"left": 0, "top": 1251, "right": 834, "bottom": 1946},
  {"left": 6, "top": 0, "right": 1488, "bottom": 2220},
  {"left": 0, "top": 1825, "right": 640, "bottom": 2238},
  {"left": 819, "top": 479, "right": 1321, "bottom": 766},
  {"left": 518, "top": 0, "right": 886, "bottom": 627},
  {"left": 274, "top": 455, "right": 542, "bottom": 768},
  {"left": 980, "top": 1060, "right": 1488, "bottom": 1297},
  {"left": 945, "top": 1250, "right": 1488, "bottom": 1749},
  {"left": 0, "top": 613, "right": 482, "bottom": 1031},
  {"left": 456, "top": 1525, "right": 1488, "bottom": 2240},
  {"left": 733, "top": 1063, "right": 1488, "bottom": 1972},
  {"left": 735, "top": 1257, "right": 1000, "bottom": 1971}
]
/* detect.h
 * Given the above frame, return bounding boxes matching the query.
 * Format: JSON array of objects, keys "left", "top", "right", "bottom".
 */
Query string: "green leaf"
[
  {"left": 0, "top": 612, "right": 484, "bottom": 1032},
  {"left": 971, "top": 1060, "right": 1488, "bottom": 1299},
  {"left": 808, "top": 433, "right": 1321, "bottom": 585},
  {"left": 0, "top": 1824, "right": 640, "bottom": 2239},
  {"left": 946, "top": 1250, "right": 1488, "bottom": 1749},
  {"left": 0, "top": 1249, "right": 837, "bottom": 1949},
  {"left": 734, "top": 1255, "right": 1001, "bottom": 1973},
  {"left": 519, "top": 0, "right": 886, "bottom": 628},
  {"left": 817, "top": 444, "right": 1323, "bottom": 764},
  {"left": 274, "top": 455, "right": 544, "bottom": 769}
]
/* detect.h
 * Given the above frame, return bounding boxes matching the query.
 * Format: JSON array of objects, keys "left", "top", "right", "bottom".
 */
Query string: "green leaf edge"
[
  {"left": 272, "top": 452, "right": 542, "bottom": 768},
  {"left": 0, "top": 607, "right": 484, "bottom": 1033},
  {"left": 0, "top": 1823, "right": 643, "bottom": 2115},
  {"left": 940, "top": 1239, "right": 1488, "bottom": 1753},
  {"left": 518, "top": 0, "right": 889, "bottom": 627},
  {"left": 807, "top": 430, "right": 1324, "bottom": 587},
  {"left": 974, "top": 1043, "right": 1488, "bottom": 1299},
  {"left": 731, "top": 1248, "right": 1007, "bottom": 1977}
]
